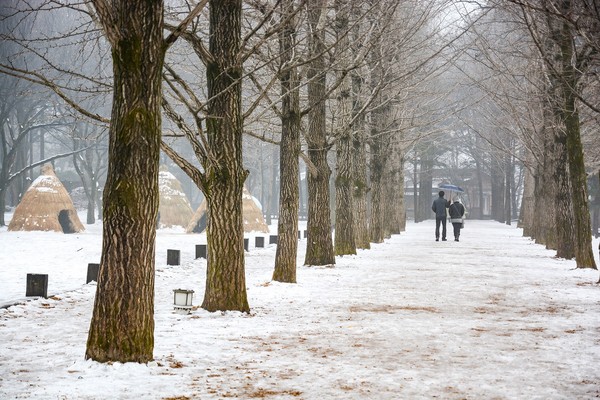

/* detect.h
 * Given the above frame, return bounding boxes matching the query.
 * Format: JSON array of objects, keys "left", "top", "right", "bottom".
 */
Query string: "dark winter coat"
[
  {"left": 431, "top": 197, "right": 450, "bottom": 218},
  {"left": 449, "top": 201, "right": 465, "bottom": 221}
]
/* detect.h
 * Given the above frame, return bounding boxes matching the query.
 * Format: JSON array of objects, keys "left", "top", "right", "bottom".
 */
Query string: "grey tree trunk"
[
  {"left": 416, "top": 146, "right": 433, "bottom": 223},
  {"left": 504, "top": 149, "right": 512, "bottom": 225},
  {"left": 369, "top": 134, "right": 384, "bottom": 243},
  {"left": 533, "top": 114, "right": 557, "bottom": 249},
  {"left": 273, "top": 0, "right": 301, "bottom": 283},
  {"left": 560, "top": 36, "right": 596, "bottom": 268},
  {"left": 333, "top": 0, "right": 356, "bottom": 256},
  {"left": 518, "top": 150, "right": 535, "bottom": 237},
  {"left": 86, "top": 0, "right": 164, "bottom": 363},
  {"left": 552, "top": 106, "right": 575, "bottom": 259},
  {"left": 304, "top": 0, "right": 335, "bottom": 266},
  {"left": 368, "top": 34, "right": 385, "bottom": 243},
  {"left": 386, "top": 141, "right": 404, "bottom": 235},
  {"left": 202, "top": 0, "right": 250, "bottom": 311},
  {"left": 350, "top": 7, "right": 369, "bottom": 250}
]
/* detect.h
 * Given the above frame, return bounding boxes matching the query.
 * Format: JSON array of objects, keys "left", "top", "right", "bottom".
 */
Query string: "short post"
[
  {"left": 269, "top": 235, "right": 278, "bottom": 245},
  {"left": 298, "top": 230, "right": 301, "bottom": 240},
  {"left": 244, "top": 238, "right": 249, "bottom": 252},
  {"left": 26, "top": 274, "right": 48, "bottom": 298},
  {"left": 304, "top": 230, "right": 308, "bottom": 239},
  {"left": 86, "top": 263, "right": 100, "bottom": 284},
  {"left": 195, "top": 244, "right": 207, "bottom": 259},
  {"left": 173, "top": 289, "right": 194, "bottom": 314},
  {"left": 255, "top": 236, "right": 264, "bottom": 248},
  {"left": 167, "top": 249, "right": 180, "bottom": 266}
]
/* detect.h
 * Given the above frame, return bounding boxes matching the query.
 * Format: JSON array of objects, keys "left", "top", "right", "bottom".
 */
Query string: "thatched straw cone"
[
  {"left": 8, "top": 163, "right": 85, "bottom": 233},
  {"left": 186, "top": 186, "right": 269, "bottom": 233},
  {"left": 157, "top": 166, "right": 194, "bottom": 229}
]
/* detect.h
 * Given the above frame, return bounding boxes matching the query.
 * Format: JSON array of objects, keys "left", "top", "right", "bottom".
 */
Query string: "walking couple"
[{"left": 431, "top": 190, "right": 465, "bottom": 242}]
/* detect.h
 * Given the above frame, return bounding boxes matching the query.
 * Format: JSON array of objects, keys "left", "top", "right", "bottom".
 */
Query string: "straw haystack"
[
  {"left": 157, "top": 166, "right": 194, "bottom": 229},
  {"left": 186, "top": 187, "right": 269, "bottom": 233},
  {"left": 8, "top": 164, "right": 85, "bottom": 233}
]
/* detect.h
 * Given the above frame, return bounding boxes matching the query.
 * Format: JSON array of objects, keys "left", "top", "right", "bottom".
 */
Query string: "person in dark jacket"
[
  {"left": 431, "top": 191, "right": 450, "bottom": 241},
  {"left": 448, "top": 197, "right": 465, "bottom": 241}
]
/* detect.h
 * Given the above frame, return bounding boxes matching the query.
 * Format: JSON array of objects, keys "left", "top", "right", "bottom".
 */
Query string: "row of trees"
[
  {"left": 1, "top": 0, "right": 597, "bottom": 363},
  {"left": 454, "top": 0, "right": 599, "bottom": 268},
  {"left": 2, "top": 0, "right": 465, "bottom": 363}
]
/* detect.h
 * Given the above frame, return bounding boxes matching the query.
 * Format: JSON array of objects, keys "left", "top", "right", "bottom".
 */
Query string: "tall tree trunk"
[
  {"left": 86, "top": 0, "right": 164, "bottom": 363},
  {"left": 304, "top": 0, "right": 335, "bottom": 266},
  {"left": 350, "top": 8, "right": 369, "bottom": 250},
  {"left": 416, "top": 146, "right": 433, "bottom": 223},
  {"left": 490, "top": 139, "right": 505, "bottom": 223},
  {"left": 369, "top": 134, "right": 385, "bottom": 243},
  {"left": 386, "top": 141, "right": 403, "bottom": 235},
  {"left": 334, "top": 0, "right": 356, "bottom": 256},
  {"left": 397, "top": 154, "right": 406, "bottom": 232},
  {"left": 202, "top": 0, "right": 250, "bottom": 311},
  {"left": 560, "top": 26, "right": 596, "bottom": 268},
  {"left": 533, "top": 114, "right": 557, "bottom": 249},
  {"left": 368, "top": 34, "right": 385, "bottom": 243},
  {"left": 273, "top": 0, "right": 300, "bottom": 283},
  {"left": 518, "top": 149, "right": 535, "bottom": 237},
  {"left": 504, "top": 149, "right": 512, "bottom": 225},
  {"left": 352, "top": 120, "right": 370, "bottom": 249},
  {"left": 552, "top": 110, "right": 575, "bottom": 259}
]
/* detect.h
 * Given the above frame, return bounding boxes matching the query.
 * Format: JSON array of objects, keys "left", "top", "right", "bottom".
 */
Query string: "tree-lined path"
[{"left": 1, "top": 219, "right": 599, "bottom": 398}]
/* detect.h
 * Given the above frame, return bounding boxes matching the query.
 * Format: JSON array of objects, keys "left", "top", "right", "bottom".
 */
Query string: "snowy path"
[{"left": 0, "top": 220, "right": 599, "bottom": 399}]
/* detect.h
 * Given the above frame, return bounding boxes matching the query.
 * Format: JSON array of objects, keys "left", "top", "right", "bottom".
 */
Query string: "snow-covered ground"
[{"left": 1, "top": 215, "right": 599, "bottom": 399}]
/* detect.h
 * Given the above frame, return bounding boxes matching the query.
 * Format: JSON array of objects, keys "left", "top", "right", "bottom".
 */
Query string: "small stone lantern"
[{"left": 172, "top": 289, "right": 194, "bottom": 314}]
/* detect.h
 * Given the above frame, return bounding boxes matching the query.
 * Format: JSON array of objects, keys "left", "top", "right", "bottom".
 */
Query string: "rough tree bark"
[
  {"left": 86, "top": 0, "right": 165, "bottom": 363},
  {"left": 532, "top": 110, "right": 557, "bottom": 249},
  {"left": 560, "top": 32, "right": 596, "bottom": 268},
  {"left": 304, "top": 0, "right": 335, "bottom": 266},
  {"left": 273, "top": 0, "right": 301, "bottom": 283},
  {"left": 202, "top": 0, "right": 250, "bottom": 311},
  {"left": 385, "top": 139, "right": 404, "bottom": 235},
  {"left": 333, "top": 0, "right": 356, "bottom": 256},
  {"left": 551, "top": 100, "right": 575, "bottom": 259},
  {"left": 368, "top": 30, "right": 386, "bottom": 243},
  {"left": 350, "top": 6, "right": 370, "bottom": 250},
  {"left": 86, "top": 0, "right": 204, "bottom": 362},
  {"left": 415, "top": 145, "right": 433, "bottom": 223}
]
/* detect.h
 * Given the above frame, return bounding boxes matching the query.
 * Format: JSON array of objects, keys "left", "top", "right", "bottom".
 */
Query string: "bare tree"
[
  {"left": 503, "top": 0, "right": 597, "bottom": 268},
  {"left": 304, "top": 0, "right": 335, "bottom": 266},
  {"left": 273, "top": 0, "right": 302, "bottom": 282},
  {"left": 85, "top": 0, "right": 204, "bottom": 362}
]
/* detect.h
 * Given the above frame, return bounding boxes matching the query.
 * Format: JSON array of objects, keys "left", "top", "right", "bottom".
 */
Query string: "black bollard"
[
  {"left": 86, "top": 263, "right": 100, "bottom": 284},
  {"left": 244, "top": 238, "right": 249, "bottom": 252},
  {"left": 167, "top": 249, "right": 180, "bottom": 266},
  {"left": 255, "top": 236, "right": 264, "bottom": 248},
  {"left": 26, "top": 274, "right": 48, "bottom": 298},
  {"left": 195, "top": 244, "right": 207, "bottom": 259}
]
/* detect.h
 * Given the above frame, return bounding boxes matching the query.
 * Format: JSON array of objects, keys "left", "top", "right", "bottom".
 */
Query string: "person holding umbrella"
[{"left": 431, "top": 190, "right": 450, "bottom": 241}]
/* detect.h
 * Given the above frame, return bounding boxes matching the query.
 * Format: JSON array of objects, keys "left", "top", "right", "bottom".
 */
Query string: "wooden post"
[
  {"left": 86, "top": 263, "right": 100, "bottom": 284},
  {"left": 244, "top": 238, "right": 249, "bottom": 252},
  {"left": 167, "top": 249, "right": 180, "bottom": 266},
  {"left": 255, "top": 236, "right": 264, "bottom": 248},
  {"left": 26, "top": 274, "right": 48, "bottom": 298},
  {"left": 269, "top": 235, "right": 278, "bottom": 245},
  {"left": 195, "top": 244, "right": 207, "bottom": 259}
]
